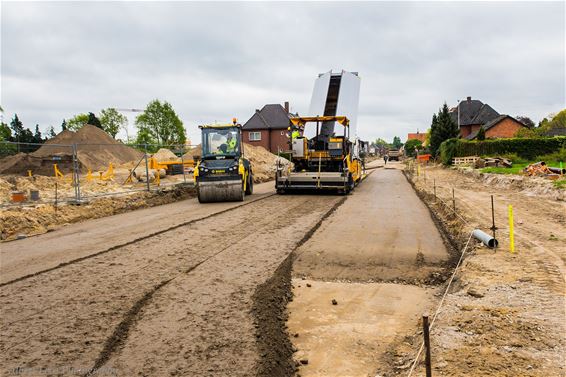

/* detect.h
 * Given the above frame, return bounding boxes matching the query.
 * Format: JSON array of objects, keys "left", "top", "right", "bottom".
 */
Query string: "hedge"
[{"left": 439, "top": 136, "right": 566, "bottom": 165}]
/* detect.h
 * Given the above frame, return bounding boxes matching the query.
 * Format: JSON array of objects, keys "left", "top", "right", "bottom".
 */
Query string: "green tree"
[
  {"left": 516, "top": 116, "right": 535, "bottom": 129},
  {"left": 424, "top": 128, "right": 431, "bottom": 147},
  {"left": 33, "top": 124, "right": 44, "bottom": 144},
  {"left": 88, "top": 112, "right": 102, "bottom": 129},
  {"left": 429, "top": 103, "right": 459, "bottom": 157},
  {"left": 404, "top": 139, "right": 423, "bottom": 157},
  {"left": 9, "top": 114, "right": 34, "bottom": 145},
  {"left": 0, "top": 122, "right": 11, "bottom": 141},
  {"left": 135, "top": 99, "right": 186, "bottom": 146},
  {"left": 392, "top": 136, "right": 403, "bottom": 149},
  {"left": 67, "top": 114, "right": 89, "bottom": 131},
  {"left": 476, "top": 126, "right": 486, "bottom": 140},
  {"left": 10, "top": 114, "right": 25, "bottom": 140},
  {"left": 547, "top": 109, "right": 566, "bottom": 129},
  {"left": 374, "top": 138, "right": 389, "bottom": 148},
  {"left": 47, "top": 125, "right": 57, "bottom": 138},
  {"left": 100, "top": 108, "right": 127, "bottom": 139}
]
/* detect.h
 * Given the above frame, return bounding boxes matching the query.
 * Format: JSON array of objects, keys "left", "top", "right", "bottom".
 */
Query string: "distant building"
[
  {"left": 449, "top": 96, "right": 525, "bottom": 139},
  {"left": 241, "top": 102, "right": 296, "bottom": 154},
  {"left": 407, "top": 131, "right": 427, "bottom": 145},
  {"left": 543, "top": 127, "right": 566, "bottom": 137},
  {"left": 464, "top": 115, "right": 526, "bottom": 140}
]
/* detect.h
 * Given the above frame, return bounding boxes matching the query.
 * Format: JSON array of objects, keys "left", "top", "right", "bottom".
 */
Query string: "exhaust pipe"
[{"left": 472, "top": 229, "right": 498, "bottom": 248}]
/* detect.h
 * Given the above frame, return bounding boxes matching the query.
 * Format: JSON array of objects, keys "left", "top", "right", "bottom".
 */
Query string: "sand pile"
[
  {"left": 152, "top": 148, "right": 180, "bottom": 162},
  {"left": 181, "top": 143, "right": 287, "bottom": 182},
  {"left": 0, "top": 125, "right": 143, "bottom": 175},
  {"left": 243, "top": 143, "right": 290, "bottom": 182},
  {"left": 182, "top": 145, "right": 202, "bottom": 160}
]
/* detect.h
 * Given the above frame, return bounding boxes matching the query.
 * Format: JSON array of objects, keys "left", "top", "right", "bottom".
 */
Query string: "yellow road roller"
[{"left": 194, "top": 120, "right": 253, "bottom": 202}]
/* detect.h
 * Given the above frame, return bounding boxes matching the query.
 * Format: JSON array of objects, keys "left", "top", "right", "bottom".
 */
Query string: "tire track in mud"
[
  {"left": 0, "top": 194, "right": 344, "bottom": 377},
  {"left": 91, "top": 196, "right": 349, "bottom": 377},
  {"left": 87, "top": 239, "right": 241, "bottom": 376},
  {"left": 0, "top": 193, "right": 275, "bottom": 288},
  {"left": 252, "top": 196, "right": 348, "bottom": 377}
]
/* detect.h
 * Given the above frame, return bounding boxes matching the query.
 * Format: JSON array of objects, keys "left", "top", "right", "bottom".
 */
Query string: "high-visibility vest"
[
  {"left": 291, "top": 130, "right": 300, "bottom": 139},
  {"left": 227, "top": 138, "right": 237, "bottom": 152}
]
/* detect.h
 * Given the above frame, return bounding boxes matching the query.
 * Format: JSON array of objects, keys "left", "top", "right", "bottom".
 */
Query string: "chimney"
[
  {"left": 467, "top": 96, "right": 472, "bottom": 102},
  {"left": 284, "top": 101, "right": 289, "bottom": 113}
]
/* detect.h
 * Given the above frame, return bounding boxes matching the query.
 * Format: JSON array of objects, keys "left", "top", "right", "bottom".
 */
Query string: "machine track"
[
  {"left": 0, "top": 193, "right": 344, "bottom": 377},
  {"left": 0, "top": 193, "right": 275, "bottom": 288}
]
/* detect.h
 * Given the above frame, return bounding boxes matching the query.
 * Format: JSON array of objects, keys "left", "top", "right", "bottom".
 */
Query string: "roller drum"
[{"left": 197, "top": 180, "right": 244, "bottom": 203}]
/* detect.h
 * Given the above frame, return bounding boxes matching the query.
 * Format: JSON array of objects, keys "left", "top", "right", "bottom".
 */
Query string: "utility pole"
[{"left": 457, "top": 99, "right": 460, "bottom": 129}]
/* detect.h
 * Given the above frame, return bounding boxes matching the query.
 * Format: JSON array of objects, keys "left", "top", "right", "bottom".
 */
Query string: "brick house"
[
  {"left": 449, "top": 96, "right": 524, "bottom": 139},
  {"left": 407, "top": 131, "right": 427, "bottom": 145},
  {"left": 449, "top": 97, "right": 500, "bottom": 138},
  {"left": 464, "top": 115, "right": 526, "bottom": 140},
  {"left": 242, "top": 102, "right": 295, "bottom": 153}
]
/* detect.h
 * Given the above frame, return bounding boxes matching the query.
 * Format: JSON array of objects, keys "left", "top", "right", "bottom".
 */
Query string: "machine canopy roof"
[
  {"left": 199, "top": 123, "right": 241, "bottom": 129},
  {"left": 290, "top": 116, "right": 350, "bottom": 127}
]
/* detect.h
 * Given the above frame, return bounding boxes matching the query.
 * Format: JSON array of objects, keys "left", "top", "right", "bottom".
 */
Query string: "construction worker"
[
  {"left": 291, "top": 127, "right": 301, "bottom": 140},
  {"left": 226, "top": 133, "right": 237, "bottom": 153}
]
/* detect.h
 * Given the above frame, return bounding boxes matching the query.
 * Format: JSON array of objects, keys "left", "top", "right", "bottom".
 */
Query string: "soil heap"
[
  {"left": 152, "top": 148, "right": 180, "bottom": 163},
  {"left": 183, "top": 143, "right": 289, "bottom": 183},
  {"left": 0, "top": 125, "right": 143, "bottom": 175}
]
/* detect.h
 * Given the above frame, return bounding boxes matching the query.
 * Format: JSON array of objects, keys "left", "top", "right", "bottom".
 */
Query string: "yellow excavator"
[
  {"left": 194, "top": 120, "right": 253, "bottom": 202},
  {"left": 275, "top": 115, "right": 363, "bottom": 194}
]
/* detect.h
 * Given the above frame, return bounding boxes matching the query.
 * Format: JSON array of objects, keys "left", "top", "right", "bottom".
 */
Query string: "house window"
[{"left": 249, "top": 131, "right": 261, "bottom": 141}]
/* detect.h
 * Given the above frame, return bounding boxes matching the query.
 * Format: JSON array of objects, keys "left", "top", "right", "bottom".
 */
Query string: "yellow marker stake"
[{"left": 508, "top": 205, "right": 515, "bottom": 253}]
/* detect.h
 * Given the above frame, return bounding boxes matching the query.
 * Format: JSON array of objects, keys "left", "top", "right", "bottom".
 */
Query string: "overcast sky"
[{"left": 1, "top": 1, "right": 564, "bottom": 144}]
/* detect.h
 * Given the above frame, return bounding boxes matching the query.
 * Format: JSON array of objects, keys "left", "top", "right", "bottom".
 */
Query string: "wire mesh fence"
[{"left": 0, "top": 140, "right": 199, "bottom": 207}]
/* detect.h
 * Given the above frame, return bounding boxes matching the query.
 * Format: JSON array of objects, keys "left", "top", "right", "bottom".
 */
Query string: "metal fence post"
[
  {"left": 73, "top": 143, "right": 81, "bottom": 202},
  {"left": 490, "top": 195, "right": 497, "bottom": 249},
  {"left": 452, "top": 188, "right": 456, "bottom": 213},
  {"left": 433, "top": 179, "right": 437, "bottom": 200},
  {"left": 423, "top": 315, "right": 432, "bottom": 377},
  {"left": 144, "top": 144, "right": 150, "bottom": 192},
  {"left": 180, "top": 145, "right": 187, "bottom": 184}
]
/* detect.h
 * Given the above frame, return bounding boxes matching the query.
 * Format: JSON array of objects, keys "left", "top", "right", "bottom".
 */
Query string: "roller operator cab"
[
  {"left": 194, "top": 121, "right": 253, "bottom": 203},
  {"left": 276, "top": 116, "right": 364, "bottom": 194}
]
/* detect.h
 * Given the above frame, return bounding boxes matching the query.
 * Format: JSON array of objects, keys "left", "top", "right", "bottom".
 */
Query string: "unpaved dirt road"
[
  {"left": 0, "top": 183, "right": 341, "bottom": 376},
  {"left": 0, "top": 182, "right": 274, "bottom": 285},
  {"left": 294, "top": 167, "right": 450, "bottom": 283},
  {"left": 289, "top": 166, "right": 450, "bottom": 377}
]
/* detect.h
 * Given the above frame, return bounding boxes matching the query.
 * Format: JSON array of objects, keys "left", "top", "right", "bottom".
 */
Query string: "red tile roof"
[{"left": 407, "top": 133, "right": 426, "bottom": 143}]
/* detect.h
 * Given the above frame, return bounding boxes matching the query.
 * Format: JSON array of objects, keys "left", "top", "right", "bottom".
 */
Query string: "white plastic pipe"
[{"left": 472, "top": 229, "right": 498, "bottom": 248}]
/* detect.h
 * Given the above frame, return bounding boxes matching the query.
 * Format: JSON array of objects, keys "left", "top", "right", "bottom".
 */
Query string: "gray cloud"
[{"left": 1, "top": 1, "right": 564, "bottom": 144}]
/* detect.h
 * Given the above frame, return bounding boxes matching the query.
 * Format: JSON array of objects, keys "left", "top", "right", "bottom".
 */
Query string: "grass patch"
[
  {"left": 481, "top": 157, "right": 564, "bottom": 176},
  {"left": 553, "top": 179, "right": 566, "bottom": 189},
  {"left": 481, "top": 165, "right": 526, "bottom": 174}
]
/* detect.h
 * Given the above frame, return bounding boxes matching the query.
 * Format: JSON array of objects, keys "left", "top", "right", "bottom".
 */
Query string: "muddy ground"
[
  {"left": 0, "top": 191, "right": 341, "bottom": 376},
  {"left": 288, "top": 166, "right": 452, "bottom": 377},
  {"left": 1, "top": 161, "right": 563, "bottom": 377}
]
